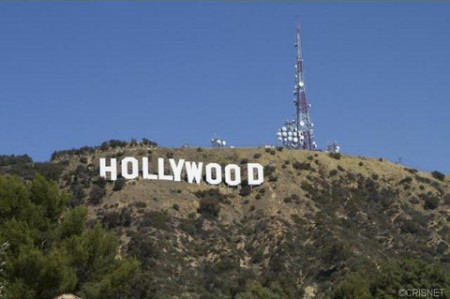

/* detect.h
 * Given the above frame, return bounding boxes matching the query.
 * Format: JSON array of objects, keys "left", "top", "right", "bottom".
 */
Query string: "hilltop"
[{"left": 1, "top": 142, "right": 449, "bottom": 298}]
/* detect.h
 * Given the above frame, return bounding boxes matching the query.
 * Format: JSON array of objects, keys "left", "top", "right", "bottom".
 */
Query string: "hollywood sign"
[{"left": 99, "top": 157, "right": 264, "bottom": 186}]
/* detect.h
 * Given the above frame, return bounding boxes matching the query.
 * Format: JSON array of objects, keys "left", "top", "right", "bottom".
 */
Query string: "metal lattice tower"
[{"left": 277, "top": 25, "right": 316, "bottom": 150}]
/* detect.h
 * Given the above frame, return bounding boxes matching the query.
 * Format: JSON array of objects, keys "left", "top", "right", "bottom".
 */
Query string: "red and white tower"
[{"left": 277, "top": 25, "right": 317, "bottom": 150}]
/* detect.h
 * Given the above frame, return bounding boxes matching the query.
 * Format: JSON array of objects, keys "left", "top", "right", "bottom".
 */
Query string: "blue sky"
[{"left": 0, "top": 3, "right": 449, "bottom": 173}]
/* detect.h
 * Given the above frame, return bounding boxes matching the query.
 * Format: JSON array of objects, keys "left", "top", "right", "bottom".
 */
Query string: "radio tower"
[{"left": 277, "top": 25, "right": 317, "bottom": 150}]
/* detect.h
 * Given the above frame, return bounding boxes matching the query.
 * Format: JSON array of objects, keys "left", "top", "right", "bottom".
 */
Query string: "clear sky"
[{"left": 0, "top": 3, "right": 449, "bottom": 173}]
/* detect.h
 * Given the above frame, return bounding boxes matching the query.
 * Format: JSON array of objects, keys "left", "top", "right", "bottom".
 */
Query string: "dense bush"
[
  {"left": 194, "top": 188, "right": 230, "bottom": 203},
  {"left": 52, "top": 138, "right": 157, "bottom": 160},
  {"left": 0, "top": 154, "right": 33, "bottom": 166},
  {"left": 293, "top": 161, "right": 311, "bottom": 171},
  {"left": 253, "top": 153, "right": 262, "bottom": 159},
  {"left": 198, "top": 198, "right": 221, "bottom": 218},
  {"left": 70, "top": 184, "right": 86, "bottom": 207},
  {"left": 89, "top": 185, "right": 106, "bottom": 205},
  {"left": 329, "top": 169, "right": 338, "bottom": 177},
  {"left": 399, "top": 176, "right": 413, "bottom": 184},
  {"left": 240, "top": 185, "right": 252, "bottom": 197},
  {"left": 102, "top": 208, "right": 132, "bottom": 229},
  {"left": 139, "top": 211, "right": 169, "bottom": 230},
  {"left": 0, "top": 175, "right": 137, "bottom": 299},
  {"left": 113, "top": 177, "right": 126, "bottom": 191},
  {"left": 95, "top": 177, "right": 107, "bottom": 188},
  {"left": 329, "top": 152, "right": 342, "bottom": 160},
  {"left": 431, "top": 171, "right": 446, "bottom": 181},
  {"left": 423, "top": 194, "right": 440, "bottom": 210},
  {"left": 264, "top": 165, "right": 276, "bottom": 177},
  {"left": 333, "top": 258, "right": 450, "bottom": 299}
]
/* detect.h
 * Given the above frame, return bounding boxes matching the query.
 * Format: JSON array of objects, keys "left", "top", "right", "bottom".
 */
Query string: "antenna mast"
[{"left": 277, "top": 24, "right": 317, "bottom": 150}]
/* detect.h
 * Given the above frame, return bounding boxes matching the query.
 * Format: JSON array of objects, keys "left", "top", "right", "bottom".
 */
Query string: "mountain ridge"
[{"left": 1, "top": 143, "right": 449, "bottom": 298}]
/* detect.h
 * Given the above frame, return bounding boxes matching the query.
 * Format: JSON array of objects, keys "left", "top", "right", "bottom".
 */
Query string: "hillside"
[{"left": 1, "top": 144, "right": 449, "bottom": 298}]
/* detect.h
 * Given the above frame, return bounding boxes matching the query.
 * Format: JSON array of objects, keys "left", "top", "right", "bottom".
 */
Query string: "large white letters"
[
  {"left": 99, "top": 157, "right": 264, "bottom": 186},
  {"left": 185, "top": 161, "right": 203, "bottom": 184},
  {"left": 248, "top": 163, "right": 264, "bottom": 186},
  {"left": 100, "top": 158, "right": 117, "bottom": 180},
  {"left": 142, "top": 157, "right": 157, "bottom": 180},
  {"left": 205, "top": 163, "right": 222, "bottom": 185},
  {"left": 121, "top": 157, "right": 139, "bottom": 179},
  {"left": 158, "top": 158, "right": 174, "bottom": 181},
  {"left": 225, "top": 164, "right": 241, "bottom": 186},
  {"left": 169, "top": 158, "right": 185, "bottom": 182}
]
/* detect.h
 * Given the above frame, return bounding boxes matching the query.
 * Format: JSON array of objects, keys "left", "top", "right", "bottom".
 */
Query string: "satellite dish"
[
  {"left": 300, "top": 121, "right": 305, "bottom": 127},
  {"left": 276, "top": 132, "right": 282, "bottom": 136},
  {"left": 311, "top": 123, "right": 314, "bottom": 127},
  {"left": 300, "top": 135, "right": 305, "bottom": 140},
  {"left": 282, "top": 132, "right": 287, "bottom": 137},
  {"left": 293, "top": 137, "right": 298, "bottom": 143},
  {"left": 282, "top": 126, "right": 287, "bottom": 131},
  {"left": 287, "top": 131, "right": 292, "bottom": 136},
  {"left": 222, "top": 141, "right": 227, "bottom": 146},
  {"left": 288, "top": 136, "right": 293, "bottom": 141},
  {"left": 299, "top": 81, "right": 304, "bottom": 87},
  {"left": 216, "top": 139, "right": 221, "bottom": 144},
  {"left": 278, "top": 137, "right": 283, "bottom": 141}
]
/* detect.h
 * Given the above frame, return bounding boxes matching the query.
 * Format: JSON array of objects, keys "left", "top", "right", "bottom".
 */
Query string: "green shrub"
[
  {"left": 89, "top": 185, "right": 106, "bottom": 205},
  {"left": 113, "top": 177, "right": 126, "bottom": 191},
  {"left": 329, "top": 152, "right": 341, "bottom": 160},
  {"left": 423, "top": 195, "right": 440, "bottom": 210},
  {"left": 405, "top": 168, "right": 418, "bottom": 174},
  {"left": 329, "top": 169, "right": 338, "bottom": 177},
  {"left": 95, "top": 177, "right": 107, "bottom": 188},
  {"left": 268, "top": 175, "right": 278, "bottom": 182},
  {"left": 251, "top": 249, "right": 264, "bottom": 263},
  {"left": 264, "top": 165, "right": 276, "bottom": 177},
  {"left": 139, "top": 211, "right": 169, "bottom": 230},
  {"left": 240, "top": 158, "right": 249, "bottom": 164},
  {"left": 70, "top": 184, "right": 86, "bottom": 207},
  {"left": 197, "top": 198, "right": 220, "bottom": 218},
  {"left": 399, "top": 176, "right": 413, "bottom": 184},
  {"left": 431, "top": 171, "right": 446, "bottom": 181},
  {"left": 293, "top": 161, "right": 311, "bottom": 170},
  {"left": 239, "top": 185, "right": 252, "bottom": 197}
]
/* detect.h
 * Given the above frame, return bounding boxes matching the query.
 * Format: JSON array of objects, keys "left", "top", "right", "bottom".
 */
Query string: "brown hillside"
[{"left": 46, "top": 145, "right": 449, "bottom": 298}]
